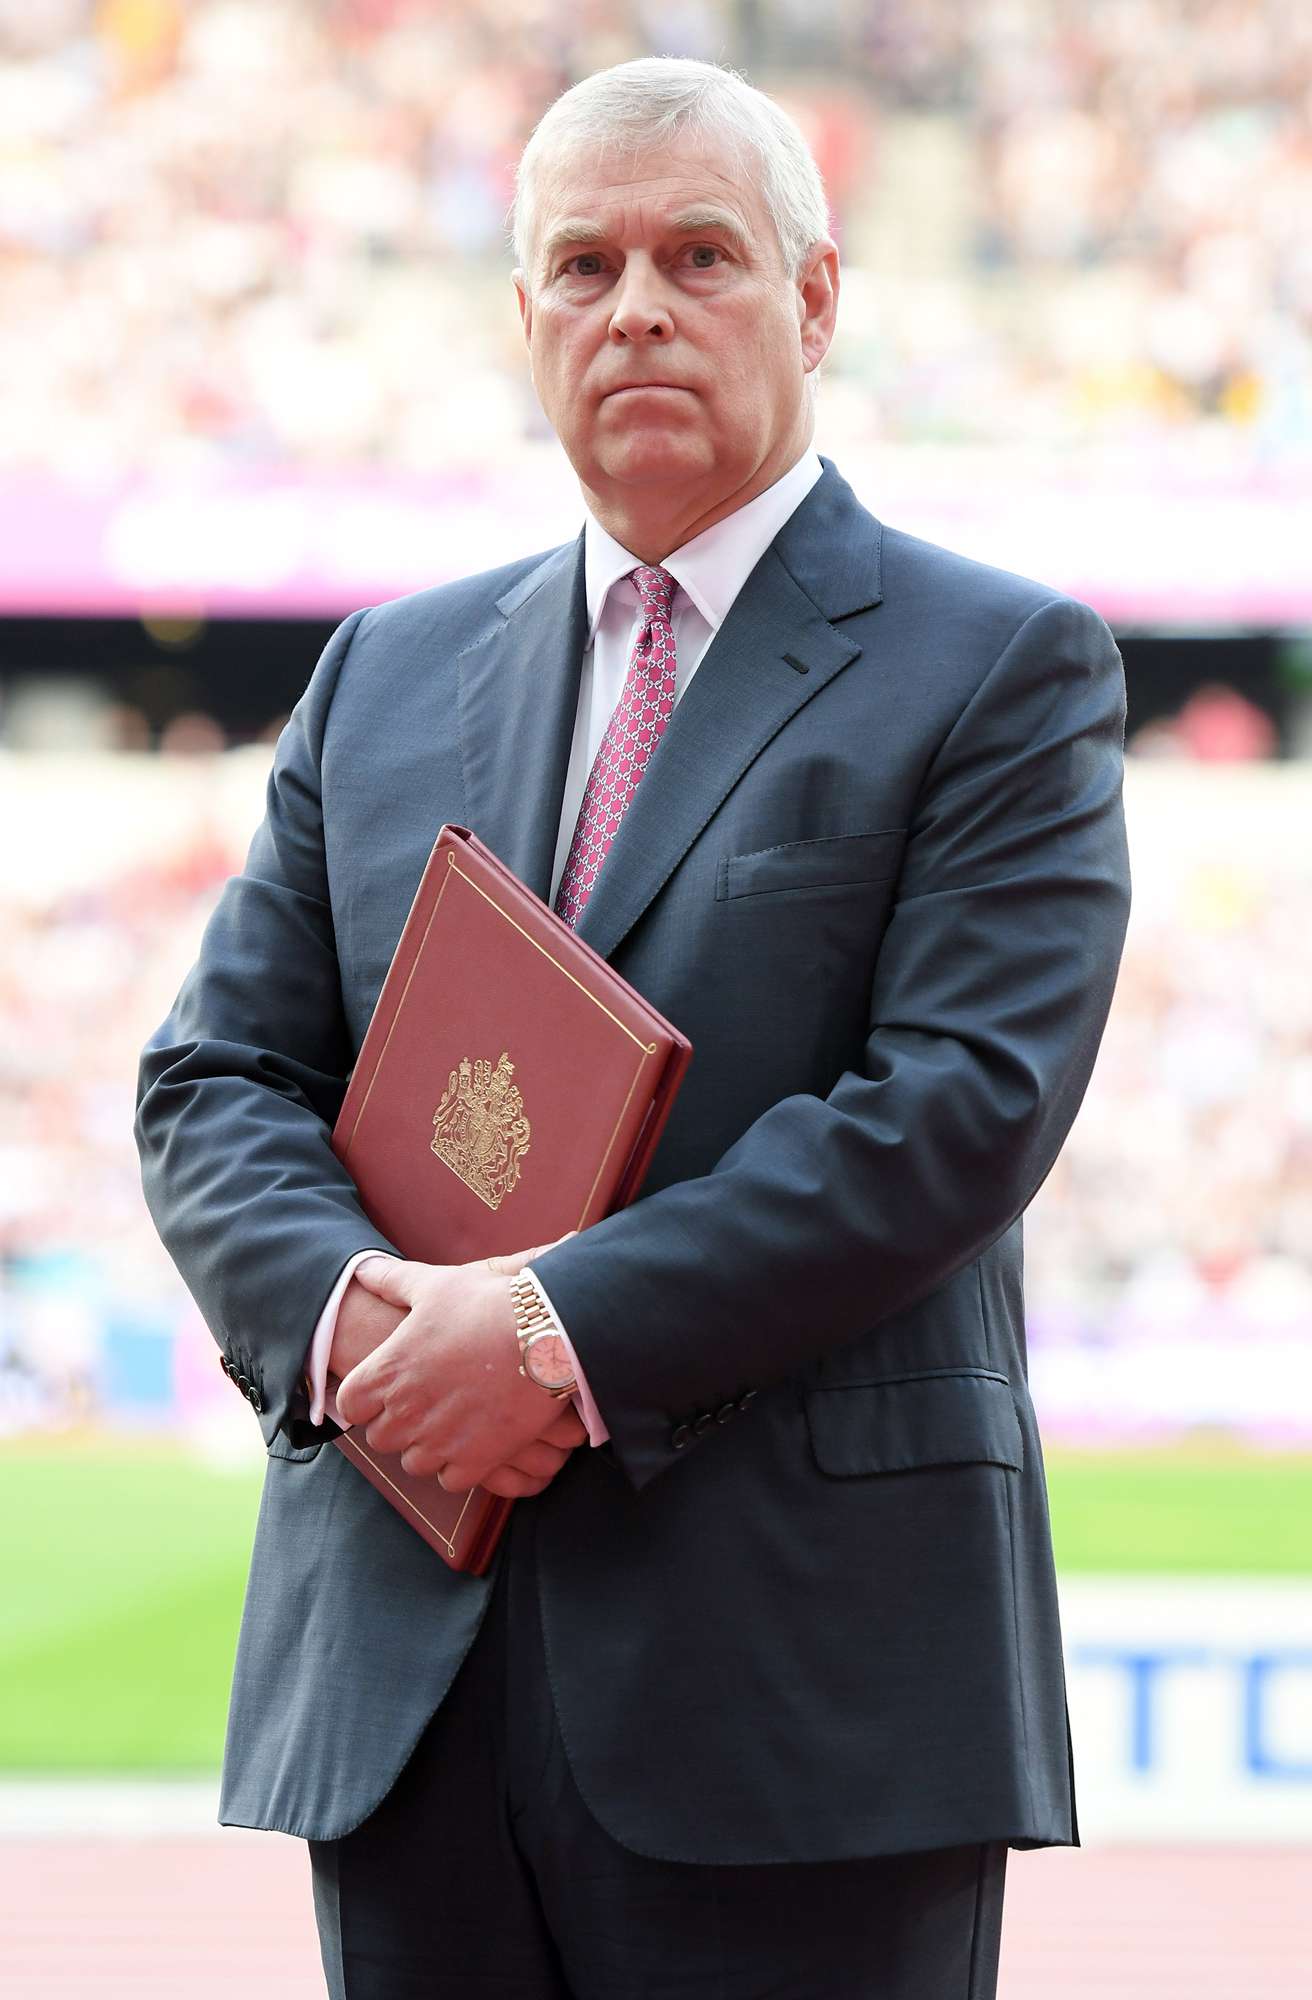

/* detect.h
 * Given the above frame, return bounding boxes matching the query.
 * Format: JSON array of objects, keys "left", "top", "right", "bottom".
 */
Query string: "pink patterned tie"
[{"left": 554, "top": 564, "right": 678, "bottom": 928}]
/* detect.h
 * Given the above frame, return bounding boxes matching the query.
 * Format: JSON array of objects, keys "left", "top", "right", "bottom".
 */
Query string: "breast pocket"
[{"left": 716, "top": 828, "right": 906, "bottom": 902}]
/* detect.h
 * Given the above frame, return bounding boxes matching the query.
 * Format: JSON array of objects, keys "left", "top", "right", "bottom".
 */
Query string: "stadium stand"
[{"left": 0, "top": 0, "right": 1308, "bottom": 478}]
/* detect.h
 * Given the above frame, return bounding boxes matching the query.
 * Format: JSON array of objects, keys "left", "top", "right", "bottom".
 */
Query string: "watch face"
[{"left": 524, "top": 1331, "right": 576, "bottom": 1392}]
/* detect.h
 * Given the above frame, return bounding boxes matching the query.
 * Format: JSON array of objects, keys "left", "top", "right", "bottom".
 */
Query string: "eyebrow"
[
  {"left": 539, "top": 206, "right": 752, "bottom": 272},
  {"left": 668, "top": 207, "right": 751, "bottom": 251},
  {"left": 539, "top": 219, "right": 609, "bottom": 269}
]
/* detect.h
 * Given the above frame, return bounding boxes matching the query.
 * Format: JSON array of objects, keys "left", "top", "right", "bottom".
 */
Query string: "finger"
[
  {"left": 477, "top": 1466, "right": 554, "bottom": 1499},
  {"left": 334, "top": 1360, "right": 387, "bottom": 1428},
  {"left": 397, "top": 1440, "right": 447, "bottom": 1479},
  {"left": 363, "top": 1413, "right": 412, "bottom": 1456},
  {"left": 541, "top": 1405, "right": 588, "bottom": 1448},
  {"left": 500, "top": 1438, "right": 571, "bottom": 1480},
  {"left": 434, "top": 1459, "right": 480, "bottom": 1493},
  {"left": 438, "top": 1436, "right": 575, "bottom": 1492},
  {"left": 484, "top": 1231, "right": 578, "bottom": 1279},
  {"left": 350, "top": 1257, "right": 418, "bottom": 1309},
  {"left": 483, "top": 1246, "right": 544, "bottom": 1277},
  {"left": 434, "top": 1456, "right": 557, "bottom": 1496}
]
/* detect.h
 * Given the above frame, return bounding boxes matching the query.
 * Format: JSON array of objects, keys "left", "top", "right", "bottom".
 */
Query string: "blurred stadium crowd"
[
  {"left": 0, "top": 767, "right": 245, "bottom": 1441},
  {"left": 1, "top": 759, "right": 1308, "bottom": 1445},
  {"left": 1025, "top": 774, "right": 1312, "bottom": 1439},
  {"left": 1, "top": 0, "right": 1309, "bottom": 479},
  {"left": 1, "top": 3, "right": 1309, "bottom": 1444}
]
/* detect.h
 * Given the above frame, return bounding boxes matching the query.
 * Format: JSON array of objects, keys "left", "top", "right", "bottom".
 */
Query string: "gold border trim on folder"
[
  {"left": 341, "top": 860, "right": 454, "bottom": 1155},
  {"left": 448, "top": 857, "right": 659, "bottom": 1054},
  {"left": 347, "top": 1444, "right": 475, "bottom": 1562},
  {"left": 577, "top": 1057, "right": 645, "bottom": 1228}
]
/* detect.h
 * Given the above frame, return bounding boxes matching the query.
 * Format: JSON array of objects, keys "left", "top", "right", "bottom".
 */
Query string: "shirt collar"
[{"left": 583, "top": 449, "right": 824, "bottom": 646}]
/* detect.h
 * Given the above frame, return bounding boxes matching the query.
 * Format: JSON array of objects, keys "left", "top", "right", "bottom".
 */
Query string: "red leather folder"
[{"left": 328, "top": 824, "right": 691, "bottom": 1574}]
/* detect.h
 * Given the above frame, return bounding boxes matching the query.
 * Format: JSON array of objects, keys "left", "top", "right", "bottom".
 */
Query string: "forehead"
[{"left": 532, "top": 129, "right": 776, "bottom": 258}]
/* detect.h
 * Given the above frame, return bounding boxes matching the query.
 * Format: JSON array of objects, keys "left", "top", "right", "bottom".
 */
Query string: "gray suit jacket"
[{"left": 136, "top": 460, "right": 1130, "bottom": 1861}]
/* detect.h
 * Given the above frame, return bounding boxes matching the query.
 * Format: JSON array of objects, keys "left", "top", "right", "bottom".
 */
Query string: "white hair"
[{"left": 512, "top": 57, "right": 831, "bottom": 285}]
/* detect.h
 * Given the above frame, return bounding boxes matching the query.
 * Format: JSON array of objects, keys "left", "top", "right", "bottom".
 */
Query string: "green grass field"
[{"left": 3, "top": 1439, "right": 1310, "bottom": 1773}]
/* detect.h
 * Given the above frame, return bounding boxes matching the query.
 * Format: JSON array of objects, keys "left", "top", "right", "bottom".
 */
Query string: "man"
[{"left": 137, "top": 56, "right": 1130, "bottom": 2000}]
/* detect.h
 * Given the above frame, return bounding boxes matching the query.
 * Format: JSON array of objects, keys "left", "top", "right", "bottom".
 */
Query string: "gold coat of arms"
[{"left": 431, "top": 1051, "right": 531, "bottom": 1211}]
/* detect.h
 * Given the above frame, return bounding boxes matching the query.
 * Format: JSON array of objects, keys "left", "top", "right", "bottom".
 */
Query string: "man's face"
[{"left": 514, "top": 129, "right": 837, "bottom": 531}]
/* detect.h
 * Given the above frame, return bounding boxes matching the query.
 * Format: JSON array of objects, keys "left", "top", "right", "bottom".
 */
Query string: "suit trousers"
[{"left": 308, "top": 1509, "right": 1007, "bottom": 2000}]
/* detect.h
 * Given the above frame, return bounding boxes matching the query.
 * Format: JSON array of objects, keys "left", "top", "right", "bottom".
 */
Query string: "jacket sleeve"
[
  {"left": 530, "top": 593, "right": 1133, "bottom": 1490},
  {"left": 134, "top": 610, "right": 399, "bottom": 1448}
]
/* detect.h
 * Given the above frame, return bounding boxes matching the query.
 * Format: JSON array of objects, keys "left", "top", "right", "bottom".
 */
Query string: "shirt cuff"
[
  {"left": 304, "top": 1250, "right": 399, "bottom": 1426},
  {"left": 526, "top": 1266, "right": 610, "bottom": 1446}
]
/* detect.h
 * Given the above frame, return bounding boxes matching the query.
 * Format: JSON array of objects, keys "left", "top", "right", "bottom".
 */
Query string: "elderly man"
[{"left": 137, "top": 56, "right": 1130, "bottom": 2000}]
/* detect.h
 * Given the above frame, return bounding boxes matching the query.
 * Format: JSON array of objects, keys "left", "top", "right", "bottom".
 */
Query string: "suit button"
[
  {"left": 715, "top": 1402, "right": 736, "bottom": 1425},
  {"left": 670, "top": 1423, "right": 691, "bottom": 1451},
  {"left": 236, "top": 1373, "right": 251, "bottom": 1395},
  {"left": 220, "top": 1355, "right": 233, "bottom": 1377},
  {"left": 692, "top": 1413, "right": 713, "bottom": 1436},
  {"left": 249, "top": 1388, "right": 264, "bottom": 1414},
  {"left": 736, "top": 1389, "right": 757, "bottom": 1413}
]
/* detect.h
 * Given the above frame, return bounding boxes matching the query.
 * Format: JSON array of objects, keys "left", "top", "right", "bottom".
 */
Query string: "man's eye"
[
  {"left": 685, "top": 245, "right": 723, "bottom": 269},
  {"left": 567, "top": 253, "right": 606, "bottom": 277}
]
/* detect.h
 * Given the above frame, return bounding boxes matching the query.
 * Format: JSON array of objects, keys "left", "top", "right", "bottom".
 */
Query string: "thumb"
[
  {"left": 484, "top": 1231, "right": 577, "bottom": 1279},
  {"left": 351, "top": 1256, "right": 419, "bottom": 1309}
]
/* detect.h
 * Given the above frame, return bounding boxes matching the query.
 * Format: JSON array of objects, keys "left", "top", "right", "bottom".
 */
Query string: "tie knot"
[{"left": 630, "top": 564, "right": 677, "bottom": 622}]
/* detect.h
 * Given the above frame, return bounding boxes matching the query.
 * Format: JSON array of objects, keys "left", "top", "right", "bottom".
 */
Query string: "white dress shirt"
[{"left": 304, "top": 448, "right": 824, "bottom": 1439}]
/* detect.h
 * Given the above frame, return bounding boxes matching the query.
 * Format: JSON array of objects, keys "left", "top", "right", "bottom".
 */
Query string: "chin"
[{"left": 594, "top": 433, "right": 716, "bottom": 487}]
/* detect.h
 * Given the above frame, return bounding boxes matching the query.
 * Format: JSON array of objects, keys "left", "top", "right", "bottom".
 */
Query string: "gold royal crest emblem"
[{"left": 431, "top": 1051, "right": 531, "bottom": 1211}]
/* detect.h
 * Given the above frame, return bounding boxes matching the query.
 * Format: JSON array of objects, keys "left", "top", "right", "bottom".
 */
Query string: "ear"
[
  {"left": 796, "top": 240, "right": 840, "bottom": 375},
  {"left": 513, "top": 270, "right": 533, "bottom": 349}
]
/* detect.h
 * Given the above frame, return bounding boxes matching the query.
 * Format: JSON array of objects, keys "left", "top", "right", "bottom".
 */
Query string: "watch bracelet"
[{"left": 510, "top": 1270, "right": 576, "bottom": 1396}]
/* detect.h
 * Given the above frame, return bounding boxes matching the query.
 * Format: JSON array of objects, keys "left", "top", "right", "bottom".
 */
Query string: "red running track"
[{"left": 1, "top": 1837, "right": 1308, "bottom": 1996}]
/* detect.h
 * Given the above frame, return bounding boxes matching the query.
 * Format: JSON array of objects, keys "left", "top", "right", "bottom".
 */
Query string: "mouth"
[{"left": 603, "top": 382, "right": 692, "bottom": 399}]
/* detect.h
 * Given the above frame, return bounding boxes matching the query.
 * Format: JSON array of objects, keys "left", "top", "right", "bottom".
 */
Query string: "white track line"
[{"left": 0, "top": 1780, "right": 229, "bottom": 1838}]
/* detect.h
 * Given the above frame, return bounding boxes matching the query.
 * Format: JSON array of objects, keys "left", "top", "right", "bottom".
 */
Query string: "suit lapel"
[
  {"left": 575, "top": 462, "right": 884, "bottom": 963},
  {"left": 455, "top": 537, "right": 588, "bottom": 901},
  {"left": 453, "top": 463, "right": 884, "bottom": 954}
]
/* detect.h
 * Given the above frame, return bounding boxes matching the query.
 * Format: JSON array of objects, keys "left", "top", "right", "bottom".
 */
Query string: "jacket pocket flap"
[
  {"left": 267, "top": 1431, "right": 326, "bottom": 1463},
  {"left": 717, "top": 828, "right": 905, "bottom": 900},
  {"left": 806, "top": 1371, "right": 1023, "bottom": 1477}
]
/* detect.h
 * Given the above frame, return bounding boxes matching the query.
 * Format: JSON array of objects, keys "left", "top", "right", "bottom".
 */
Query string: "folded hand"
[{"left": 334, "top": 1241, "right": 585, "bottom": 1494}]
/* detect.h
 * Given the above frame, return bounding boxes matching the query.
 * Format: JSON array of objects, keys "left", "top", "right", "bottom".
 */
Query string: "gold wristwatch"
[{"left": 509, "top": 1270, "right": 578, "bottom": 1399}]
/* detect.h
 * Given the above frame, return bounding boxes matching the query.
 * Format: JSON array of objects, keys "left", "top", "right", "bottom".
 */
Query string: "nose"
[{"left": 608, "top": 258, "right": 673, "bottom": 344}]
